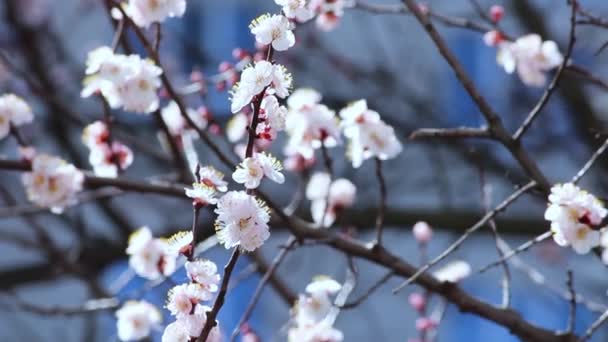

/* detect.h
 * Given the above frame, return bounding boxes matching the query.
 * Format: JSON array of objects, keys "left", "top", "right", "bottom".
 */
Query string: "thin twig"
[
  {"left": 513, "top": 0, "right": 578, "bottom": 141},
  {"left": 580, "top": 309, "right": 608, "bottom": 341},
  {"left": 409, "top": 127, "right": 491, "bottom": 140},
  {"left": 572, "top": 138, "right": 608, "bottom": 184},
  {"left": 374, "top": 158, "right": 387, "bottom": 245},
  {"left": 566, "top": 270, "right": 576, "bottom": 333},
  {"left": 229, "top": 237, "right": 297, "bottom": 342},
  {"left": 340, "top": 271, "right": 393, "bottom": 309},
  {"left": 393, "top": 181, "right": 535, "bottom": 293},
  {"left": 477, "top": 231, "right": 552, "bottom": 274}
]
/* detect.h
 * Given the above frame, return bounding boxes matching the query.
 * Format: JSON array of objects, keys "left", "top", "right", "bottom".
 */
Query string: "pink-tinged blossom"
[
  {"left": 166, "top": 283, "right": 212, "bottom": 317},
  {"left": 306, "top": 172, "right": 356, "bottom": 227},
  {"left": 82, "top": 47, "right": 162, "bottom": 114},
  {"left": 275, "top": 0, "right": 315, "bottom": 22},
  {"left": 0, "top": 94, "right": 34, "bottom": 140},
  {"left": 339, "top": 99, "right": 402, "bottom": 168},
  {"left": 22, "top": 154, "right": 84, "bottom": 214},
  {"left": 261, "top": 95, "right": 287, "bottom": 132},
  {"left": 126, "top": 226, "right": 176, "bottom": 280},
  {"left": 495, "top": 34, "right": 563, "bottom": 87},
  {"left": 123, "top": 0, "right": 187, "bottom": 28},
  {"left": 185, "top": 259, "right": 221, "bottom": 292},
  {"left": 83, "top": 121, "right": 133, "bottom": 177},
  {"left": 489, "top": 5, "right": 504, "bottom": 23},
  {"left": 197, "top": 166, "right": 228, "bottom": 192},
  {"left": 214, "top": 191, "right": 271, "bottom": 252},
  {"left": 285, "top": 95, "right": 341, "bottom": 159},
  {"left": 250, "top": 14, "right": 295, "bottom": 52},
  {"left": 116, "top": 301, "right": 161, "bottom": 342},
  {"left": 433, "top": 260, "right": 472, "bottom": 283},
  {"left": 408, "top": 292, "right": 426, "bottom": 312},
  {"left": 162, "top": 307, "right": 222, "bottom": 342},
  {"left": 544, "top": 183, "right": 606, "bottom": 254},
  {"left": 412, "top": 221, "right": 433, "bottom": 243},
  {"left": 161, "top": 101, "right": 208, "bottom": 137},
  {"left": 415, "top": 317, "right": 437, "bottom": 332},
  {"left": 310, "top": 0, "right": 354, "bottom": 31}
]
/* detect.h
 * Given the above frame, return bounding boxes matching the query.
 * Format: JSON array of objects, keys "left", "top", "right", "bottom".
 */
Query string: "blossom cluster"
[
  {"left": 82, "top": 121, "right": 133, "bottom": 177},
  {"left": 274, "top": 0, "right": 354, "bottom": 31},
  {"left": 306, "top": 172, "right": 356, "bottom": 227},
  {"left": 81, "top": 46, "right": 163, "bottom": 114},
  {"left": 485, "top": 32, "right": 564, "bottom": 87},
  {"left": 0, "top": 94, "right": 34, "bottom": 140},
  {"left": 162, "top": 259, "right": 222, "bottom": 342},
  {"left": 544, "top": 183, "right": 607, "bottom": 254},
  {"left": 113, "top": 0, "right": 187, "bottom": 28},
  {"left": 22, "top": 154, "right": 84, "bottom": 214},
  {"left": 289, "top": 276, "right": 344, "bottom": 342}
]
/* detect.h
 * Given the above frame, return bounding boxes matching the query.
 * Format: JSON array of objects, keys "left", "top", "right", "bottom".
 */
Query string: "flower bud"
[
  {"left": 415, "top": 317, "right": 437, "bottom": 332},
  {"left": 413, "top": 221, "right": 433, "bottom": 243},
  {"left": 408, "top": 292, "right": 426, "bottom": 312},
  {"left": 489, "top": 5, "right": 504, "bottom": 23}
]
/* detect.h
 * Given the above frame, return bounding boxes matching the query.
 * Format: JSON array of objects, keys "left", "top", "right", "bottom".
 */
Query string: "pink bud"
[
  {"left": 209, "top": 123, "right": 221, "bottom": 135},
  {"left": 489, "top": 5, "right": 504, "bottom": 23},
  {"left": 218, "top": 61, "right": 233, "bottom": 73},
  {"left": 408, "top": 292, "right": 426, "bottom": 312},
  {"left": 159, "top": 87, "right": 169, "bottom": 99},
  {"left": 415, "top": 317, "right": 437, "bottom": 332},
  {"left": 190, "top": 70, "right": 204, "bottom": 83},
  {"left": 232, "top": 48, "right": 249, "bottom": 61},
  {"left": 413, "top": 221, "right": 433, "bottom": 243},
  {"left": 483, "top": 30, "right": 504, "bottom": 47}
]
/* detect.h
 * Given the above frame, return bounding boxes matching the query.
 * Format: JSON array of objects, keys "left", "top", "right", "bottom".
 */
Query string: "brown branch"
[
  {"left": 400, "top": 0, "right": 551, "bottom": 191},
  {"left": 566, "top": 270, "right": 576, "bottom": 333},
  {"left": 374, "top": 158, "right": 387, "bottom": 245}
]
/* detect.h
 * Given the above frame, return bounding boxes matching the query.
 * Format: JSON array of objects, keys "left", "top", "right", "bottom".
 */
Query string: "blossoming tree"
[{"left": 2, "top": 0, "right": 608, "bottom": 341}]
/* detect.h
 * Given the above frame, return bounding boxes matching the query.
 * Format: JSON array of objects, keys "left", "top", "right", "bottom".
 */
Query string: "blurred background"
[{"left": 0, "top": 0, "right": 608, "bottom": 341}]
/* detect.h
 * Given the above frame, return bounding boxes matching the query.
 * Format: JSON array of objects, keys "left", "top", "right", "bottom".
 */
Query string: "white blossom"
[
  {"left": 124, "top": 0, "right": 187, "bottom": 28},
  {"left": 270, "top": 64, "right": 293, "bottom": 99},
  {"left": 261, "top": 95, "right": 287, "bottom": 131},
  {"left": 306, "top": 172, "right": 356, "bottom": 227},
  {"left": 166, "top": 283, "right": 211, "bottom": 317},
  {"left": 250, "top": 14, "right": 295, "bottom": 51},
  {"left": 433, "top": 260, "right": 472, "bottom": 283},
  {"left": 290, "top": 276, "right": 343, "bottom": 342},
  {"left": 288, "top": 321, "right": 344, "bottom": 342},
  {"left": 311, "top": 0, "right": 354, "bottom": 31},
  {"left": 185, "top": 183, "right": 217, "bottom": 206},
  {"left": 601, "top": 232, "right": 608, "bottom": 265},
  {"left": 285, "top": 97, "right": 341, "bottom": 159},
  {"left": 116, "top": 301, "right": 161, "bottom": 341},
  {"left": 226, "top": 112, "right": 249, "bottom": 143},
  {"left": 214, "top": 191, "right": 271, "bottom": 252},
  {"left": 82, "top": 48, "right": 162, "bottom": 114},
  {"left": 0, "top": 94, "right": 34, "bottom": 140},
  {"left": 197, "top": 166, "right": 228, "bottom": 192},
  {"left": 166, "top": 230, "right": 194, "bottom": 257},
  {"left": 275, "top": 0, "right": 315, "bottom": 22},
  {"left": 162, "top": 321, "right": 190, "bottom": 342},
  {"left": 161, "top": 101, "right": 208, "bottom": 137},
  {"left": 544, "top": 183, "right": 606, "bottom": 254},
  {"left": 232, "top": 152, "right": 284, "bottom": 189},
  {"left": 22, "top": 154, "right": 84, "bottom": 214},
  {"left": 496, "top": 34, "right": 563, "bottom": 87},
  {"left": 287, "top": 88, "right": 322, "bottom": 110},
  {"left": 230, "top": 61, "right": 275, "bottom": 113},
  {"left": 185, "top": 259, "right": 221, "bottom": 292},
  {"left": 126, "top": 226, "right": 176, "bottom": 280},
  {"left": 83, "top": 122, "right": 134, "bottom": 177},
  {"left": 339, "top": 100, "right": 402, "bottom": 168}
]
